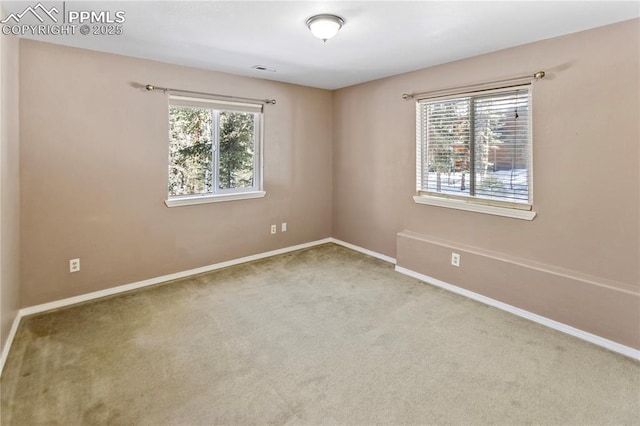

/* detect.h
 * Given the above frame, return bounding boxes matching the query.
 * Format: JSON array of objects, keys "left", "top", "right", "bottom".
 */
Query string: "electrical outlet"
[
  {"left": 451, "top": 253, "right": 460, "bottom": 267},
  {"left": 281, "top": 222, "right": 287, "bottom": 232},
  {"left": 270, "top": 224, "right": 277, "bottom": 234},
  {"left": 70, "top": 258, "right": 80, "bottom": 273}
]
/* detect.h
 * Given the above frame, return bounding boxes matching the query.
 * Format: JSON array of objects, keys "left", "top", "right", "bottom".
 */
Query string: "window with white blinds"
[{"left": 416, "top": 85, "right": 532, "bottom": 210}]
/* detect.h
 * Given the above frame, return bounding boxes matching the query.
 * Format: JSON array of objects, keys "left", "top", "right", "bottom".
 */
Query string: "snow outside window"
[{"left": 416, "top": 85, "right": 533, "bottom": 211}]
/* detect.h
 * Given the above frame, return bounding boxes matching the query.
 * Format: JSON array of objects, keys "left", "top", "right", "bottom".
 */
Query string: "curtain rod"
[
  {"left": 145, "top": 84, "right": 276, "bottom": 105},
  {"left": 402, "top": 71, "right": 545, "bottom": 100}
]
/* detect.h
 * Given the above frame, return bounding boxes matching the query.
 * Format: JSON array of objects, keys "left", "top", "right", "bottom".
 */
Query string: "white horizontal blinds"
[
  {"left": 169, "top": 95, "right": 263, "bottom": 113},
  {"left": 415, "top": 102, "right": 427, "bottom": 192},
  {"left": 422, "top": 97, "right": 471, "bottom": 195},
  {"left": 472, "top": 88, "right": 530, "bottom": 204},
  {"left": 418, "top": 84, "right": 532, "bottom": 208}
]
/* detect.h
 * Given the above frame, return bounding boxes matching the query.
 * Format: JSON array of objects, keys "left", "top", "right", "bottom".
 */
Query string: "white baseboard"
[
  {"left": 20, "top": 238, "right": 333, "bottom": 317},
  {"left": 395, "top": 265, "right": 640, "bottom": 360},
  {"left": 19, "top": 237, "right": 388, "bottom": 318},
  {"left": 0, "top": 311, "right": 22, "bottom": 376},
  {"left": 3, "top": 238, "right": 635, "bottom": 377},
  {"left": 0, "top": 238, "right": 333, "bottom": 376},
  {"left": 0, "top": 237, "right": 389, "bottom": 376},
  {"left": 330, "top": 238, "right": 396, "bottom": 264}
]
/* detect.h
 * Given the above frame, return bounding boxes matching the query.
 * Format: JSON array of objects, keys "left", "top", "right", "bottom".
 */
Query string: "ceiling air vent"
[{"left": 251, "top": 65, "right": 276, "bottom": 72}]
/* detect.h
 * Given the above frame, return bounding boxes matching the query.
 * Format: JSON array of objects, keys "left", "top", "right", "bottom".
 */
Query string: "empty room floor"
[{"left": 1, "top": 244, "right": 639, "bottom": 425}]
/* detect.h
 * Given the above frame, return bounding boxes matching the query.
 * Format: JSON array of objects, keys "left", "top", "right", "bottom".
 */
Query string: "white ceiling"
[{"left": 4, "top": 1, "right": 639, "bottom": 89}]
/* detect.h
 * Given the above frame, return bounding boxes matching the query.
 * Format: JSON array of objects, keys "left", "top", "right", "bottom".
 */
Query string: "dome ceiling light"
[{"left": 306, "top": 14, "right": 345, "bottom": 43}]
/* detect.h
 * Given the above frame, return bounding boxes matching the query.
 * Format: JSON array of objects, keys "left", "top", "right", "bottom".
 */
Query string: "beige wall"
[
  {"left": 0, "top": 30, "right": 20, "bottom": 352},
  {"left": 20, "top": 40, "right": 333, "bottom": 307},
  {"left": 15, "top": 19, "right": 640, "bottom": 349},
  {"left": 397, "top": 231, "right": 640, "bottom": 348},
  {"left": 333, "top": 20, "right": 639, "bottom": 347}
]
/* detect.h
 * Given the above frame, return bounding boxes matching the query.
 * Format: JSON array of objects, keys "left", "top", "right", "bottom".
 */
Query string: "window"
[
  {"left": 166, "top": 95, "right": 264, "bottom": 206},
  {"left": 415, "top": 85, "right": 535, "bottom": 219}
]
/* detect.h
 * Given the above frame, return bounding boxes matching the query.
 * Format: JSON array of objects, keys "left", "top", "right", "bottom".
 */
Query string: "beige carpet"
[{"left": 1, "top": 243, "right": 639, "bottom": 425}]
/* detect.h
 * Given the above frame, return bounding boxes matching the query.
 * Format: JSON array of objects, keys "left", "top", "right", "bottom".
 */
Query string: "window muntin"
[
  {"left": 417, "top": 86, "right": 532, "bottom": 209},
  {"left": 168, "top": 96, "right": 262, "bottom": 199}
]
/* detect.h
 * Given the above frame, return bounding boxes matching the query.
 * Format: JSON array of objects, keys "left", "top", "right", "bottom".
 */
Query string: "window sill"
[
  {"left": 165, "top": 191, "right": 266, "bottom": 207},
  {"left": 413, "top": 195, "right": 536, "bottom": 221}
]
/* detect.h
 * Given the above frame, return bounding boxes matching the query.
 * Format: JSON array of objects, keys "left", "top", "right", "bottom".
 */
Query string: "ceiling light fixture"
[{"left": 306, "top": 14, "right": 345, "bottom": 42}]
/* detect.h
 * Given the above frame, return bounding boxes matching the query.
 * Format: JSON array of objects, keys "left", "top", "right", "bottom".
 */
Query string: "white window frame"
[
  {"left": 414, "top": 84, "right": 536, "bottom": 220},
  {"left": 165, "top": 95, "right": 265, "bottom": 207}
]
